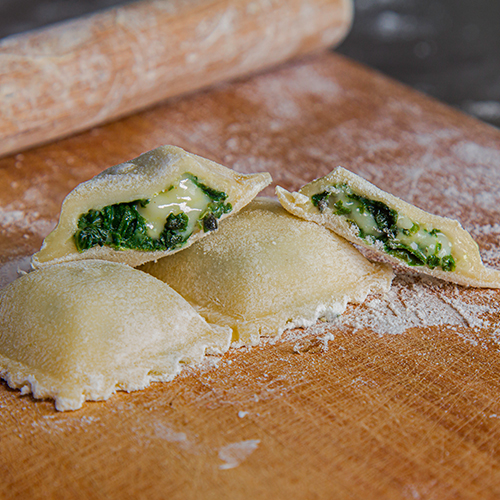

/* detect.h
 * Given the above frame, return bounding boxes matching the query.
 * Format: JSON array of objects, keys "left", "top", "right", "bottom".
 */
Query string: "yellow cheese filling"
[
  {"left": 74, "top": 173, "right": 232, "bottom": 252},
  {"left": 311, "top": 185, "right": 456, "bottom": 271}
]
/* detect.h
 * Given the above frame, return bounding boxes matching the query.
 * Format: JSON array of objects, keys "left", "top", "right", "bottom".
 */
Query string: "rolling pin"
[{"left": 0, "top": 0, "right": 353, "bottom": 158}]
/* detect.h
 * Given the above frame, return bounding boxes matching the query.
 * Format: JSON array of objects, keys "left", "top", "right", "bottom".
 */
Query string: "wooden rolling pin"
[{"left": 0, "top": 0, "right": 352, "bottom": 158}]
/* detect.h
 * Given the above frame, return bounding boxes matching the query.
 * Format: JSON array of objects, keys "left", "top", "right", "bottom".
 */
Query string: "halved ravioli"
[
  {"left": 277, "top": 167, "right": 500, "bottom": 288},
  {"left": 0, "top": 261, "right": 231, "bottom": 411},
  {"left": 140, "top": 198, "right": 393, "bottom": 346},
  {"left": 32, "top": 145, "right": 272, "bottom": 268}
]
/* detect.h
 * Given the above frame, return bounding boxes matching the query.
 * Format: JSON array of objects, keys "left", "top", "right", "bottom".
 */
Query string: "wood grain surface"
[
  {"left": 2, "top": 52, "right": 500, "bottom": 499},
  {"left": 0, "top": 0, "right": 352, "bottom": 158}
]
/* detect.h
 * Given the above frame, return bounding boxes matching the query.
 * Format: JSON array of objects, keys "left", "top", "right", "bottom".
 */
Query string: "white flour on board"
[
  {"left": 0, "top": 256, "right": 32, "bottom": 288},
  {"left": 218, "top": 439, "right": 260, "bottom": 470},
  {"left": 0, "top": 206, "right": 25, "bottom": 227},
  {"left": 337, "top": 274, "right": 499, "bottom": 345},
  {"left": 26, "top": 414, "right": 100, "bottom": 439},
  {"left": 0, "top": 204, "right": 55, "bottom": 238}
]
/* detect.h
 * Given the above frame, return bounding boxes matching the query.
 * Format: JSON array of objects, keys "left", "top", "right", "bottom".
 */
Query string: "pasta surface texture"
[
  {"left": 140, "top": 198, "right": 393, "bottom": 345},
  {"left": 0, "top": 261, "right": 231, "bottom": 411}
]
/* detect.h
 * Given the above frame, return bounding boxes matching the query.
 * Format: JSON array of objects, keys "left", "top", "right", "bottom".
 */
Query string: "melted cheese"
[
  {"left": 328, "top": 191, "right": 383, "bottom": 239},
  {"left": 326, "top": 188, "right": 454, "bottom": 262},
  {"left": 394, "top": 223, "right": 453, "bottom": 259},
  {"left": 137, "top": 175, "right": 212, "bottom": 239}
]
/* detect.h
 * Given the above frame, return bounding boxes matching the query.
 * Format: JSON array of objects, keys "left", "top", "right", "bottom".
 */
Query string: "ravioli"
[
  {"left": 140, "top": 198, "right": 393, "bottom": 346},
  {"left": 32, "top": 145, "right": 272, "bottom": 268},
  {"left": 277, "top": 167, "right": 500, "bottom": 288},
  {"left": 0, "top": 261, "right": 231, "bottom": 411}
]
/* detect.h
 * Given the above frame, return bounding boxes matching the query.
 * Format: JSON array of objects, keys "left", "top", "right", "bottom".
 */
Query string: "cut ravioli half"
[
  {"left": 0, "top": 260, "right": 231, "bottom": 411},
  {"left": 140, "top": 198, "right": 393, "bottom": 346},
  {"left": 32, "top": 145, "right": 272, "bottom": 268},
  {"left": 277, "top": 167, "right": 500, "bottom": 288}
]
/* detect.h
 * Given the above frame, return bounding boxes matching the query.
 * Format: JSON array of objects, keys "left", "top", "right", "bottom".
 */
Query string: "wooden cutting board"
[{"left": 2, "top": 52, "right": 500, "bottom": 499}]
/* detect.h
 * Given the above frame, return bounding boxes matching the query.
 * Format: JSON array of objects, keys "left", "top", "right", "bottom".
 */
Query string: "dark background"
[
  {"left": 1, "top": 0, "right": 499, "bottom": 128},
  {"left": 338, "top": 0, "right": 500, "bottom": 128}
]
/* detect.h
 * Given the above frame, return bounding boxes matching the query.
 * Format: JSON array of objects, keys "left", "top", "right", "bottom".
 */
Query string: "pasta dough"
[
  {"left": 32, "top": 145, "right": 271, "bottom": 269},
  {"left": 0, "top": 261, "right": 231, "bottom": 411},
  {"left": 140, "top": 198, "right": 393, "bottom": 346},
  {"left": 277, "top": 167, "right": 500, "bottom": 288}
]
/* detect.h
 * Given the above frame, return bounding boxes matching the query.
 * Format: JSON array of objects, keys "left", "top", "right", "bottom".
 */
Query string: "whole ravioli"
[
  {"left": 0, "top": 261, "right": 231, "bottom": 411},
  {"left": 140, "top": 198, "right": 394, "bottom": 346},
  {"left": 32, "top": 145, "right": 271, "bottom": 269},
  {"left": 277, "top": 167, "right": 500, "bottom": 288}
]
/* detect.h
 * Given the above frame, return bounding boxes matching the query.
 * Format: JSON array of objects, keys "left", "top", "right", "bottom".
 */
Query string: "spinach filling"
[
  {"left": 74, "top": 173, "right": 232, "bottom": 252},
  {"left": 312, "top": 184, "right": 456, "bottom": 272},
  {"left": 184, "top": 173, "right": 233, "bottom": 220}
]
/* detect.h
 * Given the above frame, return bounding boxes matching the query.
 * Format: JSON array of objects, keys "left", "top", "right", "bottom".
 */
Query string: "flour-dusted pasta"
[
  {"left": 277, "top": 167, "right": 500, "bottom": 288},
  {"left": 32, "top": 145, "right": 271, "bottom": 269},
  {"left": 140, "top": 198, "right": 393, "bottom": 346},
  {"left": 0, "top": 261, "right": 231, "bottom": 411}
]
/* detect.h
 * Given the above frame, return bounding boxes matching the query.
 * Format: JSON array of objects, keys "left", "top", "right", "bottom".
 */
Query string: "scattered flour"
[
  {"left": 292, "top": 331, "right": 335, "bottom": 353},
  {"left": 451, "top": 141, "right": 500, "bottom": 167},
  {"left": 0, "top": 256, "right": 32, "bottom": 288},
  {"left": 476, "top": 247, "right": 500, "bottom": 268},
  {"left": 0, "top": 207, "right": 25, "bottom": 226},
  {"left": 338, "top": 274, "right": 498, "bottom": 342},
  {"left": 31, "top": 414, "right": 100, "bottom": 434},
  {"left": 148, "top": 422, "right": 195, "bottom": 451},
  {"left": 240, "top": 65, "right": 341, "bottom": 124},
  {"left": 218, "top": 439, "right": 260, "bottom": 470},
  {"left": 470, "top": 223, "right": 500, "bottom": 237},
  {"left": 0, "top": 204, "right": 55, "bottom": 237}
]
